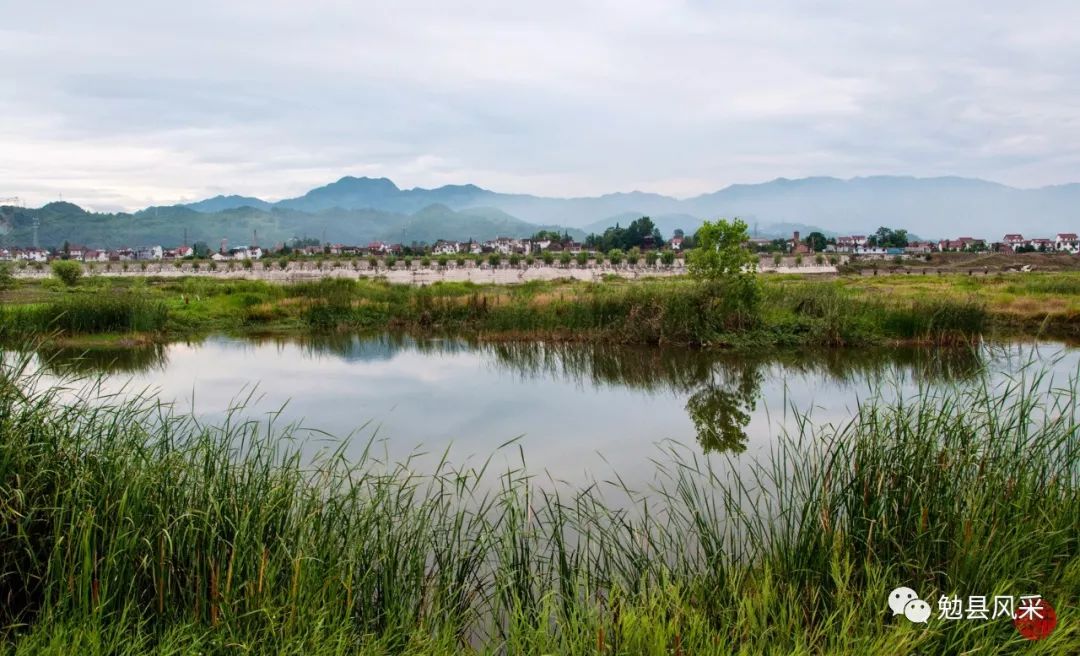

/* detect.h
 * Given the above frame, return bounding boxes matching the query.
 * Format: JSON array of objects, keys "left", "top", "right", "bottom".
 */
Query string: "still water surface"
[{"left": 34, "top": 335, "right": 1078, "bottom": 487}]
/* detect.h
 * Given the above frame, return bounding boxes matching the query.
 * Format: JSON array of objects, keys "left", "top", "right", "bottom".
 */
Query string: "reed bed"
[
  {"left": 0, "top": 345, "right": 1076, "bottom": 654},
  {"left": 0, "top": 293, "right": 168, "bottom": 337},
  {"left": 282, "top": 278, "right": 988, "bottom": 347}
]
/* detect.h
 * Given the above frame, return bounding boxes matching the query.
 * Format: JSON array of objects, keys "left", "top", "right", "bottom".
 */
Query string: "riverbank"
[
  {"left": 3, "top": 271, "right": 1080, "bottom": 348},
  {"left": 1, "top": 348, "right": 1076, "bottom": 654}
]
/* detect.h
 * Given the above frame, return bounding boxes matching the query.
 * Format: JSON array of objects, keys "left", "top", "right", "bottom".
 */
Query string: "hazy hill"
[
  {"left": 184, "top": 195, "right": 272, "bottom": 212},
  {"left": 6, "top": 175, "right": 1079, "bottom": 249},
  {"left": 0, "top": 202, "right": 581, "bottom": 250},
  {"left": 175, "top": 175, "right": 1080, "bottom": 240}
]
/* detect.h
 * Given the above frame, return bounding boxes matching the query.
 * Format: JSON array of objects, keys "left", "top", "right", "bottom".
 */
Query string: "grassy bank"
[
  {"left": 1, "top": 350, "right": 1077, "bottom": 654},
  {"left": 0, "top": 273, "right": 1013, "bottom": 347}
]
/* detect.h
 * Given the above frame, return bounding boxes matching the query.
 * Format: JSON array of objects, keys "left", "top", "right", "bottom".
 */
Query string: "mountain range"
[{"left": 2, "top": 175, "right": 1078, "bottom": 249}]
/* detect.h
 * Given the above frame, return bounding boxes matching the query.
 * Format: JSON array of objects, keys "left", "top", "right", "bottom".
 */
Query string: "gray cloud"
[{"left": 1, "top": 0, "right": 1078, "bottom": 211}]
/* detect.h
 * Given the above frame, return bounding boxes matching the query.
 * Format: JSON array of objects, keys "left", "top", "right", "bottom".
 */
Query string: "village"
[{"left": 1, "top": 230, "right": 1078, "bottom": 264}]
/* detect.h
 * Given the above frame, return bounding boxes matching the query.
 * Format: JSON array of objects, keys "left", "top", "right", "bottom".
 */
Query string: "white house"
[
  {"left": 136, "top": 245, "right": 164, "bottom": 260},
  {"left": 1002, "top": 234, "right": 1026, "bottom": 252},
  {"left": 1055, "top": 233, "right": 1079, "bottom": 254},
  {"left": 16, "top": 248, "right": 48, "bottom": 263},
  {"left": 432, "top": 240, "right": 461, "bottom": 255}
]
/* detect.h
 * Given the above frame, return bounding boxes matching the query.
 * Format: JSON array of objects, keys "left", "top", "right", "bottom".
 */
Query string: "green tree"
[
  {"left": 660, "top": 251, "right": 675, "bottom": 267},
  {"left": 541, "top": 252, "right": 554, "bottom": 265},
  {"left": 0, "top": 263, "right": 14, "bottom": 290},
  {"left": 607, "top": 248, "right": 623, "bottom": 265},
  {"left": 868, "top": 227, "right": 909, "bottom": 248},
  {"left": 687, "top": 219, "right": 757, "bottom": 283},
  {"left": 804, "top": 231, "right": 828, "bottom": 252},
  {"left": 687, "top": 218, "right": 760, "bottom": 326},
  {"left": 560, "top": 252, "right": 572, "bottom": 267},
  {"left": 51, "top": 260, "right": 82, "bottom": 286},
  {"left": 576, "top": 251, "right": 589, "bottom": 266}
]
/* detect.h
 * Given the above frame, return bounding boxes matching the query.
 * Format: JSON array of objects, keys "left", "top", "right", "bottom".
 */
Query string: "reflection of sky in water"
[{"left": 31, "top": 337, "right": 1080, "bottom": 490}]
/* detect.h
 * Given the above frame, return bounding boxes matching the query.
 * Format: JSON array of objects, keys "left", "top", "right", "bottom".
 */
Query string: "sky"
[{"left": 2, "top": 0, "right": 1079, "bottom": 212}]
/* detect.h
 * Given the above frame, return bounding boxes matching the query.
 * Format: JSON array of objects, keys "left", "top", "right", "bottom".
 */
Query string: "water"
[{"left": 29, "top": 335, "right": 1080, "bottom": 488}]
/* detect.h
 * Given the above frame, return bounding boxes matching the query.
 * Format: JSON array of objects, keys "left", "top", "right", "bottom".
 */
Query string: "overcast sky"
[{"left": 2, "top": 1, "right": 1079, "bottom": 211}]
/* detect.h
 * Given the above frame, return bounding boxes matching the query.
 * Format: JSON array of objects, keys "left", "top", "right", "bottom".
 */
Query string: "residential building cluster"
[{"left": 0, "top": 236, "right": 592, "bottom": 264}]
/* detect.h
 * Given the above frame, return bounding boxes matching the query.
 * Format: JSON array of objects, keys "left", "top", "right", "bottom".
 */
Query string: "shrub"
[
  {"left": 607, "top": 249, "right": 624, "bottom": 265},
  {"left": 50, "top": 260, "right": 82, "bottom": 286},
  {"left": 772, "top": 253, "right": 783, "bottom": 266},
  {"left": 437, "top": 256, "right": 448, "bottom": 268},
  {"left": 576, "top": 251, "right": 589, "bottom": 266},
  {"left": 815, "top": 254, "right": 824, "bottom": 265},
  {"left": 509, "top": 254, "right": 521, "bottom": 267},
  {"left": 488, "top": 253, "right": 502, "bottom": 267},
  {"left": 661, "top": 251, "right": 676, "bottom": 266},
  {"left": 368, "top": 256, "right": 379, "bottom": 269},
  {"left": 542, "top": 252, "right": 555, "bottom": 265},
  {"left": 645, "top": 251, "right": 658, "bottom": 266},
  {"left": 560, "top": 252, "right": 572, "bottom": 267},
  {"left": 456, "top": 256, "right": 466, "bottom": 267}
]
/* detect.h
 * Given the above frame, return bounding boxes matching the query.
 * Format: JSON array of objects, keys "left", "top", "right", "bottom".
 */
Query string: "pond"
[{"left": 30, "top": 335, "right": 1079, "bottom": 488}]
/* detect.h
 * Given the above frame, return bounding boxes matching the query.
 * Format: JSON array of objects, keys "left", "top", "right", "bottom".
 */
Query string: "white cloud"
[{"left": 2, "top": 0, "right": 1079, "bottom": 210}]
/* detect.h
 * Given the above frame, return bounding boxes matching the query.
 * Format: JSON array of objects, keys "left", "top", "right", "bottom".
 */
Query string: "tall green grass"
[
  {"left": 0, "top": 347, "right": 1076, "bottom": 653},
  {"left": 0, "top": 293, "right": 168, "bottom": 337},
  {"left": 281, "top": 278, "right": 988, "bottom": 347}
]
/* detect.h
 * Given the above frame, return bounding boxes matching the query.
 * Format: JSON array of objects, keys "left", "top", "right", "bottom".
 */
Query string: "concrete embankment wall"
[{"left": 10, "top": 262, "right": 838, "bottom": 284}]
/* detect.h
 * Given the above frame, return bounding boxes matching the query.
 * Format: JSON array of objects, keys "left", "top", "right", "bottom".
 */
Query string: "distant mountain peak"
[{"left": 331, "top": 176, "right": 400, "bottom": 192}]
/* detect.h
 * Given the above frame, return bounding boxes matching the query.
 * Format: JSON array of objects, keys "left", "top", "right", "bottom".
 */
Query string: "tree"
[
  {"left": 51, "top": 260, "right": 82, "bottom": 286},
  {"left": 0, "top": 263, "right": 14, "bottom": 290},
  {"left": 687, "top": 218, "right": 757, "bottom": 283},
  {"left": 868, "top": 227, "right": 909, "bottom": 248},
  {"left": 804, "top": 231, "right": 828, "bottom": 252},
  {"left": 687, "top": 218, "right": 760, "bottom": 325},
  {"left": 583, "top": 216, "right": 663, "bottom": 252},
  {"left": 192, "top": 241, "right": 211, "bottom": 258}
]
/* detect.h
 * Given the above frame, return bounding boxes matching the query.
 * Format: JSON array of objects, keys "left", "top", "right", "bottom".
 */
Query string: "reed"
[
  {"left": 0, "top": 346, "right": 1076, "bottom": 653},
  {"left": 0, "top": 293, "right": 168, "bottom": 337}
]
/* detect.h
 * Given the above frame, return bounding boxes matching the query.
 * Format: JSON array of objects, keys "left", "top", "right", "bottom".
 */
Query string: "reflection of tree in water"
[
  {"left": 31, "top": 333, "right": 990, "bottom": 458},
  {"left": 684, "top": 363, "right": 762, "bottom": 455}
]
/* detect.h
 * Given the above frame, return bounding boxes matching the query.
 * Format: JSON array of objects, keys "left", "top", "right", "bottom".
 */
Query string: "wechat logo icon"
[{"left": 889, "top": 587, "right": 930, "bottom": 624}]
